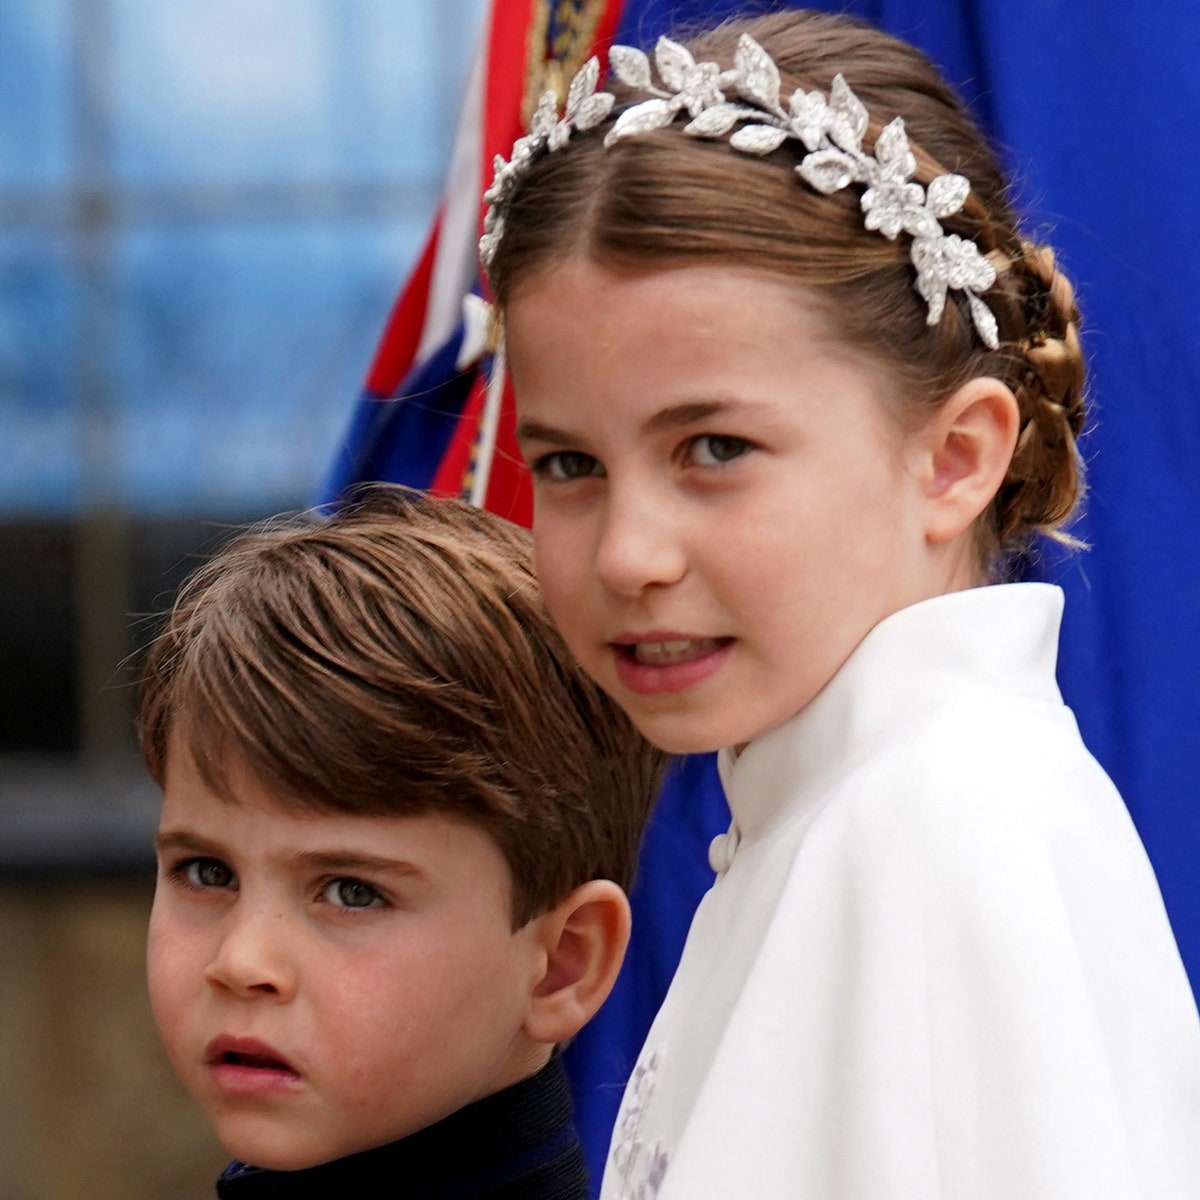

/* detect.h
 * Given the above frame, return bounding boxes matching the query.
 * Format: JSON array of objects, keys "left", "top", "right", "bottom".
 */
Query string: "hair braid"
[{"left": 992, "top": 242, "right": 1087, "bottom": 548}]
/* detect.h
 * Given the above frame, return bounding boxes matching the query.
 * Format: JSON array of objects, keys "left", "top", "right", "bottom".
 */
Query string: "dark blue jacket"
[{"left": 216, "top": 1056, "right": 588, "bottom": 1200}]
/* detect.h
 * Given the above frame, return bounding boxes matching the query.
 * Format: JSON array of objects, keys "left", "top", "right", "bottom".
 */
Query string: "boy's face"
[{"left": 147, "top": 742, "right": 550, "bottom": 1171}]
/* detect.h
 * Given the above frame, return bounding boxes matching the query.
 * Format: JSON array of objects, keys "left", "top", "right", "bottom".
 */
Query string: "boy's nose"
[
  {"left": 594, "top": 492, "right": 687, "bottom": 597},
  {"left": 204, "top": 904, "right": 297, "bottom": 1001}
]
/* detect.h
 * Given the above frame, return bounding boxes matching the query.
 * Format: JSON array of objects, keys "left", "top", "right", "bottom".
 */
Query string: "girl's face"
[{"left": 508, "top": 260, "right": 959, "bottom": 754}]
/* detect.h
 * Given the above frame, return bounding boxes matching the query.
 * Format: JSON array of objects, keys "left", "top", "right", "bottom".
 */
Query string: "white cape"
[{"left": 601, "top": 584, "right": 1200, "bottom": 1199}]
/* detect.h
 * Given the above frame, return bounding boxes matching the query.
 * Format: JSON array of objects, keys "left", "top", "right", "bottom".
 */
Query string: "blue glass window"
[{"left": 1, "top": 0, "right": 484, "bottom": 517}]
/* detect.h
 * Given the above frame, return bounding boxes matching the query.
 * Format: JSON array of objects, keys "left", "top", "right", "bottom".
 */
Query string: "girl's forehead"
[
  {"left": 509, "top": 256, "right": 829, "bottom": 313},
  {"left": 506, "top": 257, "right": 896, "bottom": 421}
]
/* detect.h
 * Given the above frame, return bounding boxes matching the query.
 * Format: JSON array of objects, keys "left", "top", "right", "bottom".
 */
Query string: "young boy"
[{"left": 137, "top": 487, "right": 665, "bottom": 1199}]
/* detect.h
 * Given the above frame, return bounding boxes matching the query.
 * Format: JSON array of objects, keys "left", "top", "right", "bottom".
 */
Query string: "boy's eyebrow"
[
  {"left": 155, "top": 832, "right": 427, "bottom": 880},
  {"left": 156, "top": 829, "right": 224, "bottom": 857},
  {"left": 288, "top": 849, "right": 426, "bottom": 879},
  {"left": 516, "top": 399, "right": 741, "bottom": 445}
]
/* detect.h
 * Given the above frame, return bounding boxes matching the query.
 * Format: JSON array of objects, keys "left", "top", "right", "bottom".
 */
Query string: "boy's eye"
[
  {"left": 323, "top": 878, "right": 385, "bottom": 910},
  {"left": 183, "top": 858, "right": 235, "bottom": 889},
  {"left": 689, "top": 434, "right": 752, "bottom": 466},
  {"left": 535, "top": 450, "right": 603, "bottom": 481}
]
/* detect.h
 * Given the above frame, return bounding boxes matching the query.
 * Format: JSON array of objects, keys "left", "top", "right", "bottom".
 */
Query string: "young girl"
[{"left": 478, "top": 8, "right": 1200, "bottom": 1199}]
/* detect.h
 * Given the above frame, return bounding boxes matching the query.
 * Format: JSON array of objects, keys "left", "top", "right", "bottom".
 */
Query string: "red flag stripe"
[{"left": 362, "top": 210, "right": 442, "bottom": 397}]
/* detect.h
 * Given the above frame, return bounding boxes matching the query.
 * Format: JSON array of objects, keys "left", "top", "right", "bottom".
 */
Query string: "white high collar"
[{"left": 718, "top": 583, "right": 1065, "bottom": 844}]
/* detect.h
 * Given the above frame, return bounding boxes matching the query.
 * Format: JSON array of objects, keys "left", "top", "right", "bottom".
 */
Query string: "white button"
[{"left": 708, "top": 824, "right": 741, "bottom": 874}]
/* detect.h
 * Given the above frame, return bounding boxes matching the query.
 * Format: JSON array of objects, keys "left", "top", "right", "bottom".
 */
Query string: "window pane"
[
  {"left": 115, "top": 219, "right": 424, "bottom": 513},
  {"left": 111, "top": 0, "right": 479, "bottom": 184},
  {"left": 0, "top": 0, "right": 71, "bottom": 187},
  {"left": 0, "top": 232, "right": 79, "bottom": 513}
]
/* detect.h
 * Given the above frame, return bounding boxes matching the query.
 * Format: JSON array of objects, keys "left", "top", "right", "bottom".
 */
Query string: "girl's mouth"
[
  {"left": 625, "top": 637, "right": 726, "bottom": 666},
  {"left": 612, "top": 636, "right": 733, "bottom": 694}
]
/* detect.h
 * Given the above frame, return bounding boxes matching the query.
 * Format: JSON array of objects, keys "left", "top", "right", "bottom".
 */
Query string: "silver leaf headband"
[{"left": 481, "top": 33, "right": 1000, "bottom": 350}]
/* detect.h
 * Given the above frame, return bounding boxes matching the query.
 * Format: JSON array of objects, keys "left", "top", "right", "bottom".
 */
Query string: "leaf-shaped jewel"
[
  {"left": 510, "top": 129, "right": 541, "bottom": 165},
  {"left": 913, "top": 242, "right": 950, "bottom": 324},
  {"left": 936, "top": 235, "right": 974, "bottom": 289},
  {"left": 478, "top": 217, "right": 503, "bottom": 267},
  {"left": 788, "top": 89, "right": 828, "bottom": 151},
  {"left": 547, "top": 121, "right": 572, "bottom": 152},
  {"left": 941, "top": 235, "right": 995, "bottom": 289},
  {"left": 734, "top": 34, "right": 781, "bottom": 112},
  {"left": 873, "top": 118, "right": 916, "bottom": 181},
  {"left": 684, "top": 102, "right": 745, "bottom": 138},
  {"left": 900, "top": 206, "right": 941, "bottom": 240},
  {"left": 729, "top": 123, "right": 789, "bottom": 154},
  {"left": 610, "top": 45, "right": 653, "bottom": 90},
  {"left": 566, "top": 57, "right": 601, "bottom": 118},
  {"left": 604, "top": 98, "right": 676, "bottom": 145},
  {"left": 573, "top": 91, "right": 615, "bottom": 131},
  {"left": 925, "top": 172, "right": 970, "bottom": 219},
  {"left": 826, "top": 74, "right": 868, "bottom": 153},
  {"left": 655, "top": 37, "right": 696, "bottom": 92},
  {"left": 529, "top": 90, "right": 560, "bottom": 138},
  {"left": 862, "top": 180, "right": 925, "bottom": 238},
  {"left": 967, "top": 293, "right": 1000, "bottom": 349},
  {"left": 679, "top": 61, "right": 725, "bottom": 115},
  {"left": 482, "top": 159, "right": 513, "bottom": 206},
  {"left": 797, "top": 148, "right": 857, "bottom": 194}
]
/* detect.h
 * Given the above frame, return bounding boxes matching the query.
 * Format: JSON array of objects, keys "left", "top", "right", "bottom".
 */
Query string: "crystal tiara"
[{"left": 481, "top": 33, "right": 1000, "bottom": 349}]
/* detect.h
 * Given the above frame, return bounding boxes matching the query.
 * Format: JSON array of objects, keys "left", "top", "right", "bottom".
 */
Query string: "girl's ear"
[
  {"left": 522, "top": 880, "right": 631, "bottom": 1047},
  {"left": 918, "top": 375, "right": 1020, "bottom": 545}
]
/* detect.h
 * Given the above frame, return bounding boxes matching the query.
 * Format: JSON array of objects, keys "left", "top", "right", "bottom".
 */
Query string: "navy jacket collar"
[{"left": 216, "top": 1056, "right": 588, "bottom": 1200}]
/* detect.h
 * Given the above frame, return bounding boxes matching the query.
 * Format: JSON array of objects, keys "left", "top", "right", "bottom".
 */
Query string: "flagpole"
[{"left": 468, "top": 327, "right": 505, "bottom": 507}]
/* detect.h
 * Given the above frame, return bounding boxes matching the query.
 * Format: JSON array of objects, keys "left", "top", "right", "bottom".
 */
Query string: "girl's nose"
[
  {"left": 594, "top": 492, "right": 687, "bottom": 597},
  {"left": 204, "top": 903, "right": 297, "bottom": 1002}
]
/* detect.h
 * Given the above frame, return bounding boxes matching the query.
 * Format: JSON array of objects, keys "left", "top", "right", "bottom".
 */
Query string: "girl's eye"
[
  {"left": 689, "top": 434, "right": 753, "bottom": 466},
  {"left": 535, "top": 450, "right": 603, "bottom": 482},
  {"left": 323, "top": 878, "right": 385, "bottom": 911},
  {"left": 182, "top": 858, "right": 236, "bottom": 890}
]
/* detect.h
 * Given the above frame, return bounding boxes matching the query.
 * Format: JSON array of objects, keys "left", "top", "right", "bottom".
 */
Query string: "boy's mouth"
[{"left": 206, "top": 1036, "right": 300, "bottom": 1075}]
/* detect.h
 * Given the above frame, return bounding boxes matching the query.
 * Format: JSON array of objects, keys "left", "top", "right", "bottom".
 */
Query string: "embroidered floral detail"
[
  {"left": 481, "top": 34, "right": 1000, "bottom": 349},
  {"left": 608, "top": 1045, "right": 670, "bottom": 1200}
]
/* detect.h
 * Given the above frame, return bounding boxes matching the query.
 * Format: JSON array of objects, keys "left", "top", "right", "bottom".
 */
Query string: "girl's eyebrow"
[
  {"left": 517, "top": 399, "right": 744, "bottom": 445},
  {"left": 643, "top": 399, "right": 739, "bottom": 433},
  {"left": 515, "top": 418, "right": 573, "bottom": 446}
]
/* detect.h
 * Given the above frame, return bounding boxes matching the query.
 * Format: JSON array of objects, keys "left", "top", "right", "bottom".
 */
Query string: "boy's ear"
[
  {"left": 522, "top": 880, "right": 631, "bottom": 1047},
  {"left": 917, "top": 375, "right": 1020, "bottom": 545}
]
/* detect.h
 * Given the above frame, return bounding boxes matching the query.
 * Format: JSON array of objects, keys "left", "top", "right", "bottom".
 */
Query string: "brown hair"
[
  {"left": 489, "top": 9, "right": 1086, "bottom": 565},
  {"left": 137, "top": 487, "right": 666, "bottom": 927}
]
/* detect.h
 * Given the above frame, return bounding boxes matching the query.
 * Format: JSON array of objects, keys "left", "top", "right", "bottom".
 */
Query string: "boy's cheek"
[{"left": 146, "top": 909, "right": 196, "bottom": 1051}]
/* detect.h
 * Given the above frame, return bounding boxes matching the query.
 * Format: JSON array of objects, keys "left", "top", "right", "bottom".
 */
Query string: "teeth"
[{"left": 632, "top": 638, "right": 718, "bottom": 666}]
